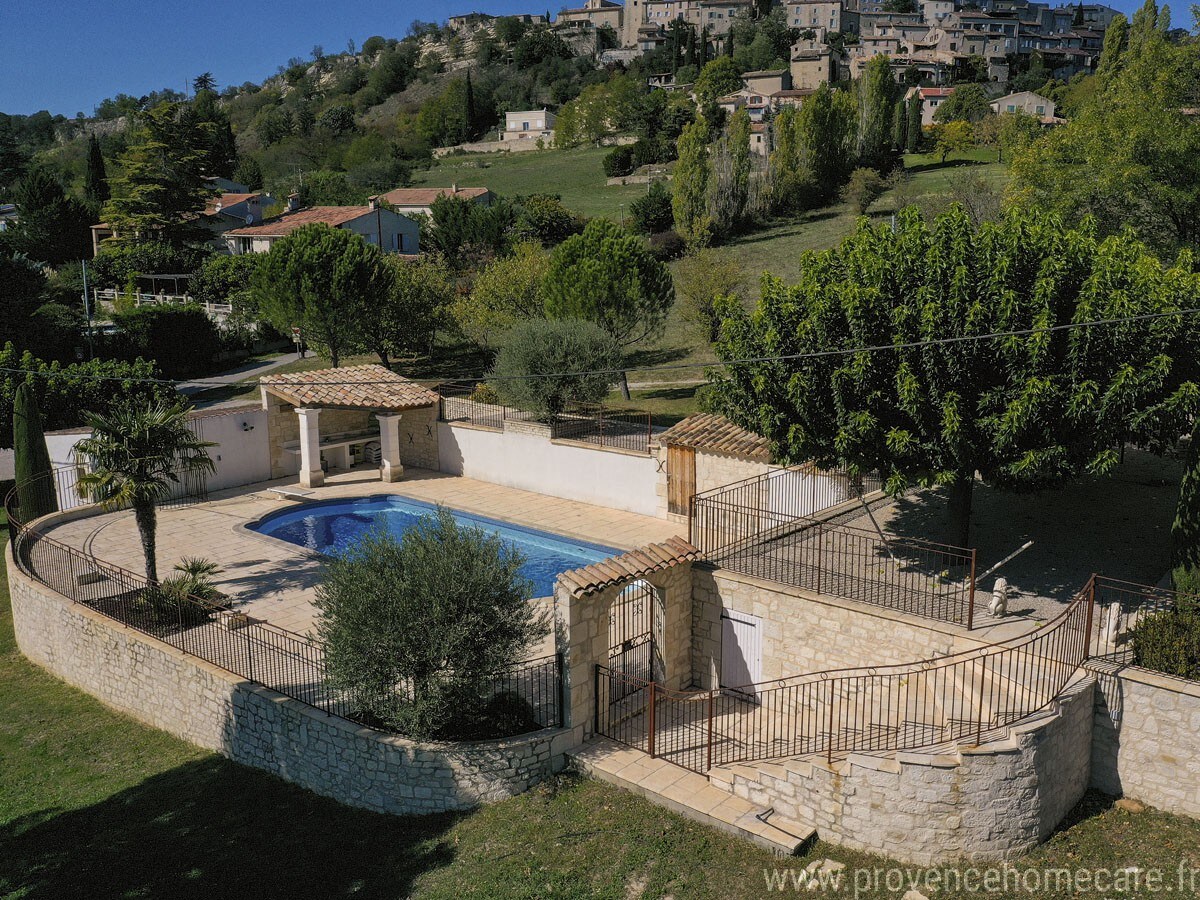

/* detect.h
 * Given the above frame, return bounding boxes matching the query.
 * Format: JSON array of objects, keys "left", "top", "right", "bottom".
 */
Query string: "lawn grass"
[
  {"left": 409, "top": 146, "right": 651, "bottom": 220},
  {"left": 5, "top": 536, "right": 1200, "bottom": 897}
]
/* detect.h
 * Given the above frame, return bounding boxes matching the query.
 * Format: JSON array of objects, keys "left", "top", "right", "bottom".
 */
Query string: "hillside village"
[{"left": 4, "top": 1, "right": 1200, "bottom": 896}]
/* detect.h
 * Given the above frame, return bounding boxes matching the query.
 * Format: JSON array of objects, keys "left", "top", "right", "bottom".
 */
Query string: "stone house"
[
  {"left": 501, "top": 108, "right": 556, "bottom": 142},
  {"left": 223, "top": 201, "right": 419, "bottom": 256}
]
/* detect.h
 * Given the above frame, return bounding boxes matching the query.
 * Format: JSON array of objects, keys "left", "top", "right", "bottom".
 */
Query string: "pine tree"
[
  {"left": 103, "top": 102, "right": 216, "bottom": 245},
  {"left": 13, "top": 382, "right": 58, "bottom": 521},
  {"left": 85, "top": 134, "right": 109, "bottom": 204}
]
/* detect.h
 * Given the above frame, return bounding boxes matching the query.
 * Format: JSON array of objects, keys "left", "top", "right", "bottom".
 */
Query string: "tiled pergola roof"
[
  {"left": 651, "top": 413, "right": 772, "bottom": 462},
  {"left": 558, "top": 536, "right": 700, "bottom": 596},
  {"left": 261, "top": 365, "right": 439, "bottom": 412}
]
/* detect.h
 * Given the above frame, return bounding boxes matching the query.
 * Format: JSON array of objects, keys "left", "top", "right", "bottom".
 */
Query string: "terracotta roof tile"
[
  {"left": 651, "top": 413, "right": 772, "bottom": 462},
  {"left": 560, "top": 536, "right": 699, "bottom": 595},
  {"left": 225, "top": 206, "right": 378, "bottom": 237},
  {"left": 260, "top": 365, "right": 438, "bottom": 412}
]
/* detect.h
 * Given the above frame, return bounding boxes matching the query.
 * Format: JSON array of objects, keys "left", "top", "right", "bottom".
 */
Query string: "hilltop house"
[
  {"left": 223, "top": 200, "right": 419, "bottom": 255},
  {"left": 372, "top": 185, "right": 493, "bottom": 218},
  {"left": 990, "top": 89, "right": 1058, "bottom": 122},
  {"left": 501, "top": 108, "right": 557, "bottom": 142}
]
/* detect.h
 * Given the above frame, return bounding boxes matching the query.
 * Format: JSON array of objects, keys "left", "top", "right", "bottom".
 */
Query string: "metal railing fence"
[{"left": 5, "top": 469, "right": 562, "bottom": 740}]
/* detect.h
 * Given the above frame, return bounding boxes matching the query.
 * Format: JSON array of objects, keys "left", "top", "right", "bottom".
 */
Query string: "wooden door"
[{"left": 667, "top": 445, "right": 696, "bottom": 516}]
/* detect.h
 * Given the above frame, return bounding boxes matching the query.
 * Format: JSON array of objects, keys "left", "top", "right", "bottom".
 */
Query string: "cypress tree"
[
  {"left": 726, "top": 31, "right": 734, "bottom": 57},
  {"left": 700, "top": 27, "right": 710, "bottom": 66},
  {"left": 905, "top": 92, "right": 923, "bottom": 153},
  {"left": 13, "top": 382, "right": 58, "bottom": 521},
  {"left": 85, "top": 134, "right": 109, "bottom": 204},
  {"left": 892, "top": 98, "right": 908, "bottom": 151},
  {"left": 686, "top": 28, "right": 698, "bottom": 67},
  {"left": 465, "top": 71, "right": 477, "bottom": 139}
]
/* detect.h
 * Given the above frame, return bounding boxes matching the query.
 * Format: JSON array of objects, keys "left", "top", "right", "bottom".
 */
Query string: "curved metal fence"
[{"left": 598, "top": 578, "right": 1095, "bottom": 773}]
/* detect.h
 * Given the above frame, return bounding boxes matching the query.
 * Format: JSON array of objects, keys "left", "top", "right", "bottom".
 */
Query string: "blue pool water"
[{"left": 249, "top": 495, "right": 619, "bottom": 597}]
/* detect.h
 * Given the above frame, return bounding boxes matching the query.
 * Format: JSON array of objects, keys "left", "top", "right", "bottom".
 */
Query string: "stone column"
[
  {"left": 558, "top": 582, "right": 614, "bottom": 738},
  {"left": 296, "top": 407, "right": 324, "bottom": 488},
  {"left": 377, "top": 413, "right": 403, "bottom": 482}
]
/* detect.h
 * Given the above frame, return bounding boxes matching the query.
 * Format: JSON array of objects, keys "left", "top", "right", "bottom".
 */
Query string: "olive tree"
[
  {"left": 316, "top": 510, "right": 548, "bottom": 739},
  {"left": 710, "top": 206, "right": 1200, "bottom": 548},
  {"left": 489, "top": 318, "right": 620, "bottom": 421}
]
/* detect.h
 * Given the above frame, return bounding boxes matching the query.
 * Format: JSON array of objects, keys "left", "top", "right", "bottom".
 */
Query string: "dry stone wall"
[
  {"left": 719, "top": 677, "right": 1096, "bottom": 864},
  {"left": 1090, "top": 662, "right": 1200, "bottom": 818},
  {"left": 8, "top": 553, "right": 567, "bottom": 815}
]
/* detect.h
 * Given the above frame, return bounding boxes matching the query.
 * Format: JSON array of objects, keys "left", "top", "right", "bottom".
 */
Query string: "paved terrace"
[{"left": 42, "top": 469, "right": 685, "bottom": 638}]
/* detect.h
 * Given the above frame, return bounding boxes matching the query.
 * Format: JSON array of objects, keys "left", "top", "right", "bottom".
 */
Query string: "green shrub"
[
  {"left": 469, "top": 382, "right": 501, "bottom": 404},
  {"left": 647, "top": 229, "right": 686, "bottom": 261},
  {"left": 629, "top": 182, "right": 674, "bottom": 235},
  {"left": 489, "top": 318, "right": 620, "bottom": 421},
  {"left": 1172, "top": 422, "right": 1200, "bottom": 571},
  {"left": 316, "top": 512, "right": 547, "bottom": 740},
  {"left": 1130, "top": 606, "right": 1200, "bottom": 680},
  {"left": 602, "top": 145, "right": 637, "bottom": 178},
  {"left": 0, "top": 346, "right": 173, "bottom": 447},
  {"left": 111, "top": 305, "right": 223, "bottom": 379},
  {"left": 90, "top": 242, "right": 207, "bottom": 290}
]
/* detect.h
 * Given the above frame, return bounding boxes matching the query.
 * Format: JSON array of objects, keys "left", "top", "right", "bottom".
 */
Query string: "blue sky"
[
  {"left": 1, "top": 0, "right": 1151, "bottom": 116},
  {"left": 0, "top": 0, "right": 541, "bottom": 116}
]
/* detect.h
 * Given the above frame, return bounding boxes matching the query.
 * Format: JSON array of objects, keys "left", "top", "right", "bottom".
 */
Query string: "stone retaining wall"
[
  {"left": 720, "top": 677, "right": 1096, "bottom": 864},
  {"left": 1090, "top": 661, "right": 1200, "bottom": 818},
  {"left": 692, "top": 567, "right": 989, "bottom": 688},
  {"left": 7, "top": 550, "right": 568, "bottom": 815}
]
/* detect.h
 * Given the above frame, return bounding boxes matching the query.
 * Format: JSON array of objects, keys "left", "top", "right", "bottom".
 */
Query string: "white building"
[{"left": 502, "top": 108, "right": 557, "bottom": 141}]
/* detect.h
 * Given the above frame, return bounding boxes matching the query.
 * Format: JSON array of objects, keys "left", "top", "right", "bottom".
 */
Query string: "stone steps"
[{"left": 568, "top": 738, "right": 816, "bottom": 855}]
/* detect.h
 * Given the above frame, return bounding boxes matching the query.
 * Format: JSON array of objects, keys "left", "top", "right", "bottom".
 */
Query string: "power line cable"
[{"left": 2, "top": 306, "right": 1198, "bottom": 389}]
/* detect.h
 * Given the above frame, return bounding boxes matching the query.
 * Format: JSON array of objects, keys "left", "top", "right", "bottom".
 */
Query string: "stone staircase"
[{"left": 569, "top": 738, "right": 816, "bottom": 855}]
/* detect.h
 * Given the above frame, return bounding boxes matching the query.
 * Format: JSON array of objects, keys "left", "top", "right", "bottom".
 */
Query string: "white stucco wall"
[
  {"left": 437, "top": 423, "right": 659, "bottom": 517},
  {"left": 189, "top": 408, "right": 272, "bottom": 492}
]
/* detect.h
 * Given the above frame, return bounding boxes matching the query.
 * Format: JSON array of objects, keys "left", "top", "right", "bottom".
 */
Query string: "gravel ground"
[{"left": 836, "top": 449, "right": 1184, "bottom": 623}]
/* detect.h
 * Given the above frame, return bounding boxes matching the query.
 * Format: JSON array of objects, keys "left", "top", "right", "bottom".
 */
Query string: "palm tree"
[{"left": 76, "top": 400, "right": 215, "bottom": 583}]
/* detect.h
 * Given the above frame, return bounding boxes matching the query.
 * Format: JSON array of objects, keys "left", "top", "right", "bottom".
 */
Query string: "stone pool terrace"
[{"left": 41, "top": 468, "right": 685, "bottom": 637}]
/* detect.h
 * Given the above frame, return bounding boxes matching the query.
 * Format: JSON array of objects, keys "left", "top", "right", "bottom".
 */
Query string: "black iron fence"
[
  {"left": 437, "top": 382, "right": 654, "bottom": 454},
  {"left": 692, "top": 467, "right": 977, "bottom": 627},
  {"left": 5, "top": 469, "right": 562, "bottom": 740},
  {"left": 597, "top": 578, "right": 1095, "bottom": 773}
]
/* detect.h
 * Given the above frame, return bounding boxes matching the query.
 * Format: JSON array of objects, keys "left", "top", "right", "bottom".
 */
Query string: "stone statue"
[{"left": 988, "top": 577, "right": 1009, "bottom": 618}]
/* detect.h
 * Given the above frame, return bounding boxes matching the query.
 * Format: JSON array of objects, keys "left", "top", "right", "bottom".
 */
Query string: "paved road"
[{"left": 177, "top": 352, "right": 302, "bottom": 397}]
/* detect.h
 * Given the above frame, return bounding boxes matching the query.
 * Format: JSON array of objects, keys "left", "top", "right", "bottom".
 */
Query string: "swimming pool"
[{"left": 249, "top": 495, "right": 619, "bottom": 597}]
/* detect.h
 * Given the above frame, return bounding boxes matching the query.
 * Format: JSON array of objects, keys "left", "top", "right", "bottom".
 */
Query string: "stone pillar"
[
  {"left": 296, "top": 407, "right": 324, "bottom": 488},
  {"left": 377, "top": 413, "right": 403, "bottom": 482},
  {"left": 558, "top": 582, "right": 614, "bottom": 737}
]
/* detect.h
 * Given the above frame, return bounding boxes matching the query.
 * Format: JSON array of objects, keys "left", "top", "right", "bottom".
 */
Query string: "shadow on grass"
[
  {"left": 0, "top": 757, "right": 459, "bottom": 899},
  {"left": 624, "top": 346, "right": 691, "bottom": 369},
  {"left": 902, "top": 157, "right": 990, "bottom": 175}
]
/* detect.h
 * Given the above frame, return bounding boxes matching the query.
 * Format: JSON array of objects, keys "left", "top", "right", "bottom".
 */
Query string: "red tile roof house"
[
  {"left": 371, "top": 185, "right": 494, "bottom": 219},
  {"left": 223, "top": 198, "right": 420, "bottom": 256}
]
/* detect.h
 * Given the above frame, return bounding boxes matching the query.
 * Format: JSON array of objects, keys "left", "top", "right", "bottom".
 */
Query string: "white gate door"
[{"left": 720, "top": 610, "right": 763, "bottom": 690}]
